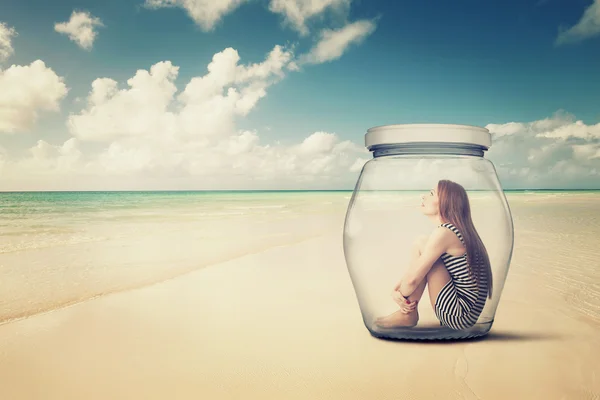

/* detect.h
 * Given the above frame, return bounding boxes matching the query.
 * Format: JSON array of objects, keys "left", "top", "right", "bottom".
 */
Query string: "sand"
[{"left": 0, "top": 195, "right": 599, "bottom": 399}]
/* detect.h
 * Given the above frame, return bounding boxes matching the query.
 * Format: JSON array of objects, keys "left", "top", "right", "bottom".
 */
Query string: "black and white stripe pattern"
[{"left": 434, "top": 223, "right": 488, "bottom": 330}]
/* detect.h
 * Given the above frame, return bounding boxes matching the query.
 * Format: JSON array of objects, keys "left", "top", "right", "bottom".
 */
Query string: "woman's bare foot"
[{"left": 375, "top": 309, "right": 419, "bottom": 329}]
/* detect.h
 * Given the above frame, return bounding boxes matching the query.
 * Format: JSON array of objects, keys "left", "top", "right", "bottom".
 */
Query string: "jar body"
[{"left": 343, "top": 153, "right": 514, "bottom": 340}]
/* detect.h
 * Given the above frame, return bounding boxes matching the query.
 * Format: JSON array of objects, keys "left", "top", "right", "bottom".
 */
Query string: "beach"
[{"left": 0, "top": 191, "right": 599, "bottom": 399}]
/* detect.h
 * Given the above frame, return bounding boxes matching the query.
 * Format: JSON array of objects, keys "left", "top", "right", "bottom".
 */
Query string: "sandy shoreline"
[
  {"left": 0, "top": 208, "right": 346, "bottom": 325},
  {"left": 1, "top": 222, "right": 599, "bottom": 399}
]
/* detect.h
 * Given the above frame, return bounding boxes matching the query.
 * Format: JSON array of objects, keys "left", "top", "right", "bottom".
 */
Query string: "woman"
[{"left": 375, "top": 179, "right": 493, "bottom": 330}]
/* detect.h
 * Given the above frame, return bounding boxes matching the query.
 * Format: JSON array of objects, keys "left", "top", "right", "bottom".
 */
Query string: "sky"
[{"left": 0, "top": 0, "right": 599, "bottom": 191}]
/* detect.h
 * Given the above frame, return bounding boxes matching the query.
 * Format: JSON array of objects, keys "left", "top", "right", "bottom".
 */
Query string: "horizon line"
[{"left": 1, "top": 188, "right": 599, "bottom": 193}]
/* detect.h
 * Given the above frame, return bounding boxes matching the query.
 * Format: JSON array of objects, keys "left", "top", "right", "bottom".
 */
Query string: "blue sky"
[{"left": 0, "top": 0, "right": 599, "bottom": 190}]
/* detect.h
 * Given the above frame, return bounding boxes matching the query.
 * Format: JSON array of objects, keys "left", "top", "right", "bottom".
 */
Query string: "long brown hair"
[{"left": 437, "top": 179, "right": 493, "bottom": 300}]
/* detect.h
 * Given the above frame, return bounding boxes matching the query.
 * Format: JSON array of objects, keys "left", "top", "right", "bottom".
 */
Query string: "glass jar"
[{"left": 343, "top": 124, "right": 514, "bottom": 340}]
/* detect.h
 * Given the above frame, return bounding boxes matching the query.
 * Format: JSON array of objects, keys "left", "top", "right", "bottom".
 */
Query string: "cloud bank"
[
  {"left": 485, "top": 111, "right": 600, "bottom": 188},
  {"left": 0, "top": 46, "right": 367, "bottom": 190},
  {"left": 3, "top": 72, "right": 599, "bottom": 190}
]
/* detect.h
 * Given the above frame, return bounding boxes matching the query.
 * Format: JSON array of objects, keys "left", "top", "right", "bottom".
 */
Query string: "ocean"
[{"left": 1, "top": 190, "right": 599, "bottom": 325}]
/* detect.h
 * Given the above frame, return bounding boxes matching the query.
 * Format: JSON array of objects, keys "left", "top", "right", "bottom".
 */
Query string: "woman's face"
[{"left": 420, "top": 186, "right": 440, "bottom": 215}]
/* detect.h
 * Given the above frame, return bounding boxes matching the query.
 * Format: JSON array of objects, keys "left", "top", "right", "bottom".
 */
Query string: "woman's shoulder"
[
  {"left": 430, "top": 225, "right": 459, "bottom": 246},
  {"left": 436, "top": 223, "right": 458, "bottom": 235},
  {"left": 438, "top": 222, "right": 465, "bottom": 242}
]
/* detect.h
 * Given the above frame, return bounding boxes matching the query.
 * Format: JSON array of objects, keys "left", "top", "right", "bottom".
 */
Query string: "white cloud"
[
  {"left": 54, "top": 11, "right": 104, "bottom": 50},
  {"left": 25, "top": 138, "right": 82, "bottom": 173},
  {"left": 485, "top": 112, "right": 600, "bottom": 188},
  {"left": 67, "top": 61, "right": 180, "bottom": 142},
  {"left": 0, "top": 60, "right": 69, "bottom": 134},
  {"left": 483, "top": 121, "right": 524, "bottom": 138},
  {"left": 300, "top": 19, "right": 376, "bottom": 64},
  {"left": 535, "top": 120, "right": 600, "bottom": 139},
  {"left": 573, "top": 143, "right": 600, "bottom": 160},
  {"left": 268, "top": 0, "right": 351, "bottom": 36},
  {"left": 144, "top": 0, "right": 248, "bottom": 31},
  {"left": 68, "top": 45, "right": 294, "bottom": 144},
  {"left": 0, "top": 22, "right": 17, "bottom": 63},
  {"left": 485, "top": 111, "right": 578, "bottom": 138},
  {"left": 297, "top": 131, "right": 338, "bottom": 154},
  {"left": 555, "top": 0, "right": 600, "bottom": 45}
]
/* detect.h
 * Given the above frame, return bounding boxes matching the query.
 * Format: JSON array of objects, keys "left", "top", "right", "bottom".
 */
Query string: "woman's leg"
[
  {"left": 403, "top": 236, "right": 428, "bottom": 304},
  {"left": 374, "top": 237, "right": 429, "bottom": 328},
  {"left": 375, "top": 236, "right": 453, "bottom": 328},
  {"left": 424, "top": 258, "right": 452, "bottom": 311},
  {"left": 405, "top": 235, "right": 453, "bottom": 309}
]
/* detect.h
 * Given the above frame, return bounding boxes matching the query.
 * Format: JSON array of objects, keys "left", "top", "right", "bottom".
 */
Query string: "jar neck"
[{"left": 369, "top": 142, "right": 487, "bottom": 158}]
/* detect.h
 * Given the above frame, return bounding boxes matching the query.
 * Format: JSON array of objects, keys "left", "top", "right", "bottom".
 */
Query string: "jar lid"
[{"left": 365, "top": 124, "right": 491, "bottom": 151}]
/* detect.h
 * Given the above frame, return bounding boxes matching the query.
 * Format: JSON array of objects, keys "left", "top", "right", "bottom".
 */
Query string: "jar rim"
[
  {"left": 365, "top": 124, "right": 491, "bottom": 151},
  {"left": 367, "top": 123, "right": 489, "bottom": 132}
]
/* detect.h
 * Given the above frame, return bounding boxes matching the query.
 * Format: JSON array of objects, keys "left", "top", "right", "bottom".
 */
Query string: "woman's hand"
[{"left": 391, "top": 289, "right": 418, "bottom": 313}]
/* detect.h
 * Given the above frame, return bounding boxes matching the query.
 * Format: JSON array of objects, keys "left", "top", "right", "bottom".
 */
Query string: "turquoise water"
[
  {"left": 0, "top": 190, "right": 596, "bottom": 214},
  {"left": 1, "top": 189, "right": 596, "bottom": 251},
  {"left": 0, "top": 190, "right": 349, "bottom": 223},
  {"left": 0, "top": 189, "right": 598, "bottom": 325},
  {"left": 0, "top": 189, "right": 597, "bottom": 221},
  {"left": 0, "top": 191, "right": 350, "bottom": 217},
  {"left": 0, "top": 191, "right": 351, "bottom": 253}
]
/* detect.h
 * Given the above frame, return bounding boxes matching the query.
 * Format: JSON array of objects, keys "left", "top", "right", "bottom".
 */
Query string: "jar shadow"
[{"left": 371, "top": 330, "right": 562, "bottom": 344}]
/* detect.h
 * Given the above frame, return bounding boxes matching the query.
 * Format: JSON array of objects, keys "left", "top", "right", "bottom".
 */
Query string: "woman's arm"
[
  {"left": 397, "top": 229, "right": 448, "bottom": 297},
  {"left": 394, "top": 237, "right": 426, "bottom": 296}
]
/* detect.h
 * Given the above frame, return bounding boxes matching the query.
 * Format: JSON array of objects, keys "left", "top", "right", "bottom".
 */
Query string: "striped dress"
[{"left": 434, "top": 223, "right": 488, "bottom": 330}]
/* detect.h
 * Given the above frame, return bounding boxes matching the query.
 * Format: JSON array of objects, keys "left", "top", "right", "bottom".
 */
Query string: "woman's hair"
[{"left": 437, "top": 179, "right": 493, "bottom": 300}]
